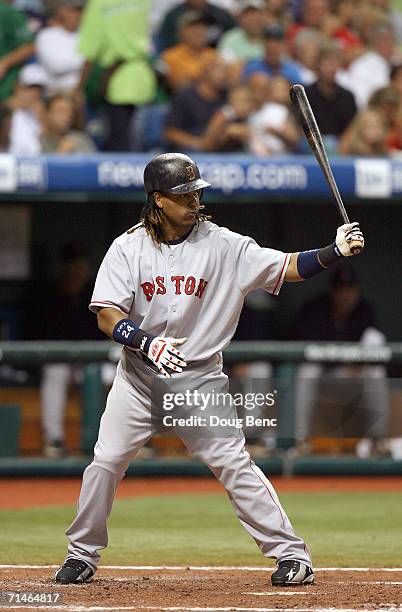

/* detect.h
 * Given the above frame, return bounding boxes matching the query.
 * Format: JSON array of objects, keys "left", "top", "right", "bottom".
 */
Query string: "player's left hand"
[
  {"left": 147, "top": 336, "right": 187, "bottom": 377},
  {"left": 335, "top": 222, "right": 365, "bottom": 256}
]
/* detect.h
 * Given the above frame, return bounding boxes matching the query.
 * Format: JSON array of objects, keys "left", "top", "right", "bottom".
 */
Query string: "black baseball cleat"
[
  {"left": 55, "top": 558, "right": 94, "bottom": 584},
  {"left": 271, "top": 560, "right": 315, "bottom": 586}
]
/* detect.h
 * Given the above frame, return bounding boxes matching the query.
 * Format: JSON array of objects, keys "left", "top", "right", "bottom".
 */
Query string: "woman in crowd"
[
  {"left": 41, "top": 93, "right": 95, "bottom": 153},
  {"left": 339, "top": 107, "right": 389, "bottom": 156}
]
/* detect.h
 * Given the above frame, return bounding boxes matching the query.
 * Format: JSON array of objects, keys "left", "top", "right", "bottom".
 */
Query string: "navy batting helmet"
[{"left": 144, "top": 153, "right": 210, "bottom": 196}]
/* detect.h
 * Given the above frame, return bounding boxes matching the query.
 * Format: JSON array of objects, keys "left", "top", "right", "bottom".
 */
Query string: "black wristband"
[
  {"left": 131, "top": 329, "right": 155, "bottom": 354},
  {"left": 318, "top": 243, "right": 343, "bottom": 267}
]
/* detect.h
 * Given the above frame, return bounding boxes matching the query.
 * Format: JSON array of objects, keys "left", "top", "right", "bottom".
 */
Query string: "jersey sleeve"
[
  {"left": 233, "top": 235, "right": 291, "bottom": 296},
  {"left": 89, "top": 240, "right": 135, "bottom": 314}
]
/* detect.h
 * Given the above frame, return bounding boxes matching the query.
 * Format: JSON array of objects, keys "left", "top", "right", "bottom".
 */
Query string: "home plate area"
[{"left": 0, "top": 567, "right": 401, "bottom": 611}]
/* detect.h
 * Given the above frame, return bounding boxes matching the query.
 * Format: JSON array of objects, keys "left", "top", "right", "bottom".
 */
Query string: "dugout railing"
[{"left": 0, "top": 340, "right": 401, "bottom": 477}]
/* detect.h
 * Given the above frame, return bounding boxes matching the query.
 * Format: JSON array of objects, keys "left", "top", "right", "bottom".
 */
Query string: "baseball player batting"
[{"left": 55, "top": 153, "right": 364, "bottom": 587}]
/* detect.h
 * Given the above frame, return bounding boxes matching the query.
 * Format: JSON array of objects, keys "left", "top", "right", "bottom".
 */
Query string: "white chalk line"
[
  {"left": 311, "top": 581, "right": 402, "bottom": 585},
  {"left": 17, "top": 578, "right": 402, "bottom": 586},
  {"left": 242, "top": 591, "right": 313, "bottom": 596},
  {"left": 358, "top": 581, "right": 402, "bottom": 585},
  {"left": 0, "top": 565, "right": 402, "bottom": 572},
  {"left": 6, "top": 578, "right": 402, "bottom": 591}
]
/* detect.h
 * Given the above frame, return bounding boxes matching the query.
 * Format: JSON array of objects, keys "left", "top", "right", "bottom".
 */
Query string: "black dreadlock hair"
[{"left": 140, "top": 192, "right": 211, "bottom": 247}]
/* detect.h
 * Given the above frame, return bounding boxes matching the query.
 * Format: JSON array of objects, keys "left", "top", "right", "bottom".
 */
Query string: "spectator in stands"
[
  {"left": 384, "top": 62, "right": 402, "bottom": 149},
  {"left": 0, "top": 0, "right": 35, "bottom": 102},
  {"left": 286, "top": 0, "right": 331, "bottom": 47},
  {"left": 161, "top": 11, "right": 216, "bottom": 92},
  {"left": 35, "top": 0, "right": 85, "bottom": 95},
  {"left": 248, "top": 75, "right": 299, "bottom": 155},
  {"left": 243, "top": 25, "right": 303, "bottom": 84},
  {"left": 338, "top": 107, "right": 389, "bottom": 155},
  {"left": 40, "top": 94, "right": 95, "bottom": 153},
  {"left": 218, "top": 0, "right": 266, "bottom": 64},
  {"left": 387, "top": 106, "right": 402, "bottom": 152},
  {"left": 365, "top": 0, "right": 402, "bottom": 44},
  {"left": 288, "top": 0, "right": 363, "bottom": 65},
  {"left": 368, "top": 86, "right": 400, "bottom": 130},
  {"left": 353, "top": 3, "right": 388, "bottom": 46},
  {"left": 164, "top": 56, "right": 227, "bottom": 151},
  {"left": 390, "top": 63, "right": 402, "bottom": 96},
  {"left": 368, "top": 83, "right": 402, "bottom": 153},
  {"left": 247, "top": 70, "right": 271, "bottom": 108},
  {"left": 7, "top": 63, "right": 46, "bottom": 155},
  {"left": 292, "top": 29, "right": 323, "bottom": 86},
  {"left": 157, "top": 0, "right": 235, "bottom": 52},
  {"left": 203, "top": 85, "right": 254, "bottom": 151},
  {"left": 0, "top": 105, "right": 12, "bottom": 151},
  {"left": 337, "top": 22, "right": 395, "bottom": 108},
  {"left": 150, "top": 0, "right": 179, "bottom": 34},
  {"left": 39, "top": 243, "right": 102, "bottom": 458},
  {"left": 304, "top": 44, "right": 357, "bottom": 146},
  {"left": 293, "top": 265, "right": 391, "bottom": 459},
  {"left": 264, "top": 0, "right": 293, "bottom": 31},
  {"left": 320, "top": 1, "right": 363, "bottom": 64},
  {"left": 75, "top": 0, "right": 156, "bottom": 151},
  {"left": 217, "top": 0, "right": 267, "bottom": 86},
  {"left": 269, "top": 74, "right": 294, "bottom": 106}
]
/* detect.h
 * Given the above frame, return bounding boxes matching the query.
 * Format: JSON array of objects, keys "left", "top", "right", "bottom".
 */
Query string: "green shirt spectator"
[
  {"left": 218, "top": 0, "right": 266, "bottom": 64},
  {"left": 78, "top": 0, "right": 156, "bottom": 105},
  {"left": 0, "top": 1, "right": 34, "bottom": 101},
  {"left": 218, "top": 28, "right": 264, "bottom": 63}
]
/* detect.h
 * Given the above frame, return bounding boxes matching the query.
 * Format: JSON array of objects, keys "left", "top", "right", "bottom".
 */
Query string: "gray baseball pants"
[{"left": 65, "top": 355, "right": 311, "bottom": 571}]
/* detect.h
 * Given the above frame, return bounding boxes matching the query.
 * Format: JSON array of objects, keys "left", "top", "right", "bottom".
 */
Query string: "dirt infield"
[
  {"left": 0, "top": 567, "right": 401, "bottom": 611},
  {"left": 1, "top": 476, "right": 402, "bottom": 510}
]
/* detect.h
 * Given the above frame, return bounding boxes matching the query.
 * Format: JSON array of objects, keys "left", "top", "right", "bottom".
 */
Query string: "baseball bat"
[{"left": 289, "top": 84, "right": 363, "bottom": 254}]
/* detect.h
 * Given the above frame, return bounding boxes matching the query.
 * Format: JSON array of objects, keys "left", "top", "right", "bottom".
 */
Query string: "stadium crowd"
[{"left": 1, "top": 0, "right": 402, "bottom": 155}]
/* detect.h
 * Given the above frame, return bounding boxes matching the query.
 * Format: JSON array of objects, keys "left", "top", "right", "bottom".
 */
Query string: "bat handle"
[
  {"left": 336, "top": 201, "right": 364, "bottom": 254},
  {"left": 349, "top": 240, "right": 363, "bottom": 255}
]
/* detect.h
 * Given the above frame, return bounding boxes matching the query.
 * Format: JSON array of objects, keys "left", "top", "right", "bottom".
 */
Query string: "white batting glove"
[
  {"left": 147, "top": 336, "right": 187, "bottom": 377},
  {"left": 335, "top": 222, "right": 365, "bottom": 257}
]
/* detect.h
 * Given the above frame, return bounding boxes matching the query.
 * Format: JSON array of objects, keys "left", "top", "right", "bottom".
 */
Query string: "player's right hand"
[
  {"left": 146, "top": 336, "right": 187, "bottom": 377},
  {"left": 335, "top": 222, "right": 365, "bottom": 256}
]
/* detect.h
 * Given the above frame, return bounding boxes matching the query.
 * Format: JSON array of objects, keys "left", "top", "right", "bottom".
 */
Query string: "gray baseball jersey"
[
  {"left": 64, "top": 219, "right": 311, "bottom": 573},
  {"left": 90, "top": 220, "right": 290, "bottom": 364}
]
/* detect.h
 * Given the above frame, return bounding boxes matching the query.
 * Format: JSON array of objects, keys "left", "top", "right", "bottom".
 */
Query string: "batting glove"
[
  {"left": 335, "top": 222, "right": 365, "bottom": 257},
  {"left": 147, "top": 336, "right": 187, "bottom": 377}
]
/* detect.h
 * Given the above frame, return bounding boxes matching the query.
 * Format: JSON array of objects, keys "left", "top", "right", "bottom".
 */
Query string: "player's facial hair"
[{"left": 140, "top": 194, "right": 211, "bottom": 248}]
